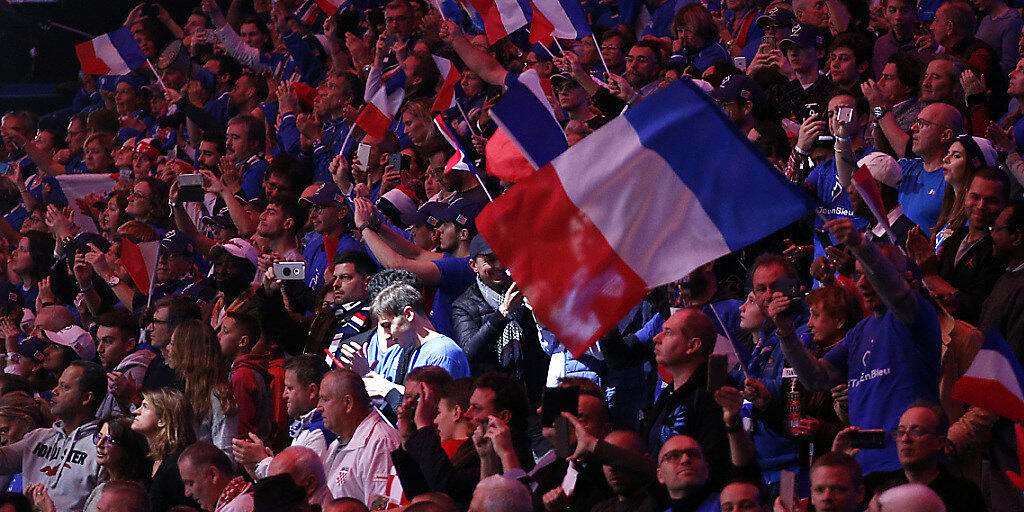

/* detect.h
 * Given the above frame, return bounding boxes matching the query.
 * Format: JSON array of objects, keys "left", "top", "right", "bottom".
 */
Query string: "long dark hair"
[{"left": 101, "top": 415, "right": 153, "bottom": 483}]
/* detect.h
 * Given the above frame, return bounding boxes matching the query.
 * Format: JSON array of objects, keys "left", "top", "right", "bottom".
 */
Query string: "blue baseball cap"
[
  {"left": 433, "top": 200, "right": 485, "bottom": 232},
  {"left": 299, "top": 182, "right": 345, "bottom": 206},
  {"left": 710, "top": 74, "right": 764, "bottom": 104},
  {"left": 779, "top": 23, "right": 824, "bottom": 51},
  {"left": 161, "top": 230, "right": 194, "bottom": 255}
]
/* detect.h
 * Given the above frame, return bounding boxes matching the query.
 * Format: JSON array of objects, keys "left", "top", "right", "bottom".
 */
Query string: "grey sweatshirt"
[{"left": 0, "top": 420, "right": 102, "bottom": 511}]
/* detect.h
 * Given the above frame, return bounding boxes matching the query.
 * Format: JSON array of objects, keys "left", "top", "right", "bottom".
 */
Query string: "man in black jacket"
[{"left": 452, "top": 236, "right": 548, "bottom": 405}]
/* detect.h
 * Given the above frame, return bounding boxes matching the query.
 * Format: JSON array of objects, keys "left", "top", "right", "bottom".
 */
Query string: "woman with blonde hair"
[
  {"left": 131, "top": 388, "right": 199, "bottom": 512},
  {"left": 164, "top": 319, "right": 238, "bottom": 455}
]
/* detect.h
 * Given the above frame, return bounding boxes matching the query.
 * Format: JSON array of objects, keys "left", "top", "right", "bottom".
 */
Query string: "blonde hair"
[
  {"left": 140, "top": 388, "right": 196, "bottom": 462},
  {"left": 169, "top": 319, "right": 237, "bottom": 420}
]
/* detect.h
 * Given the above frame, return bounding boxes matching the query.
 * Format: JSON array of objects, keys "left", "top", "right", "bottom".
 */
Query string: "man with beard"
[
  {"left": 225, "top": 114, "right": 268, "bottom": 200},
  {"left": 624, "top": 41, "right": 664, "bottom": 99},
  {"left": 95, "top": 307, "right": 156, "bottom": 418},
  {"left": 279, "top": 72, "right": 359, "bottom": 183},
  {"left": 300, "top": 183, "right": 363, "bottom": 291},
  {"left": 452, "top": 236, "right": 546, "bottom": 403},
  {"left": 209, "top": 238, "right": 261, "bottom": 330}
]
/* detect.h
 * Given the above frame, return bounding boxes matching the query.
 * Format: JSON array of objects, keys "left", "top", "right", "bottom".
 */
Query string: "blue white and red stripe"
[
  {"left": 489, "top": 69, "right": 567, "bottom": 170},
  {"left": 294, "top": 0, "right": 324, "bottom": 25},
  {"left": 434, "top": 115, "right": 478, "bottom": 175},
  {"left": 463, "top": 0, "right": 530, "bottom": 43},
  {"left": 315, "top": 0, "right": 350, "bottom": 15},
  {"left": 75, "top": 27, "right": 148, "bottom": 75},
  {"left": 529, "top": 0, "right": 590, "bottom": 43},
  {"left": 477, "top": 79, "right": 813, "bottom": 357},
  {"left": 952, "top": 329, "right": 1024, "bottom": 423},
  {"left": 356, "top": 66, "right": 407, "bottom": 139},
  {"left": 431, "top": 55, "right": 464, "bottom": 112}
]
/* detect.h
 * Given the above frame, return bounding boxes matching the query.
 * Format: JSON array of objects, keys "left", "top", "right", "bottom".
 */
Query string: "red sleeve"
[{"left": 230, "top": 369, "right": 261, "bottom": 441}]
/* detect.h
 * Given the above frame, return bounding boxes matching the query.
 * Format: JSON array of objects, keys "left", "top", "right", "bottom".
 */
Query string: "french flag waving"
[
  {"left": 431, "top": 55, "right": 464, "bottom": 112},
  {"left": 434, "top": 115, "right": 478, "bottom": 175},
  {"left": 75, "top": 27, "right": 148, "bottom": 75},
  {"left": 121, "top": 239, "right": 161, "bottom": 295},
  {"left": 529, "top": 0, "right": 590, "bottom": 43},
  {"left": 356, "top": 66, "right": 407, "bottom": 140},
  {"left": 476, "top": 79, "right": 812, "bottom": 357},
  {"left": 463, "top": 0, "right": 530, "bottom": 43},
  {"left": 952, "top": 329, "right": 1024, "bottom": 422},
  {"left": 489, "top": 69, "right": 567, "bottom": 170}
]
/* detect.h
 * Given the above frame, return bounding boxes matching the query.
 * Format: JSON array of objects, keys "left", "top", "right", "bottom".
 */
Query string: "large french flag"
[
  {"left": 529, "top": 0, "right": 590, "bottom": 43},
  {"left": 431, "top": 55, "right": 464, "bottom": 112},
  {"left": 463, "top": 0, "right": 531, "bottom": 44},
  {"left": 477, "top": 79, "right": 812, "bottom": 357},
  {"left": 434, "top": 115, "right": 478, "bottom": 175},
  {"left": 356, "top": 66, "right": 407, "bottom": 140},
  {"left": 75, "top": 27, "right": 148, "bottom": 75},
  {"left": 490, "top": 69, "right": 567, "bottom": 170},
  {"left": 952, "top": 330, "right": 1024, "bottom": 423}
]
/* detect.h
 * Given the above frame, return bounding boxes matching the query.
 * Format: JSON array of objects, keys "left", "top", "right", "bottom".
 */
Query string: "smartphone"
[
  {"left": 707, "top": 354, "right": 728, "bottom": 393},
  {"left": 772, "top": 277, "right": 803, "bottom": 300},
  {"left": 836, "top": 106, "right": 854, "bottom": 123},
  {"left": 0, "top": 163, "right": 11, "bottom": 176},
  {"left": 553, "top": 416, "right": 573, "bottom": 459},
  {"left": 177, "top": 173, "right": 204, "bottom": 202},
  {"left": 780, "top": 470, "right": 796, "bottom": 511},
  {"left": 356, "top": 143, "right": 372, "bottom": 171},
  {"left": 273, "top": 261, "right": 306, "bottom": 281},
  {"left": 803, "top": 103, "right": 822, "bottom": 121},
  {"left": 541, "top": 387, "right": 580, "bottom": 428},
  {"left": 848, "top": 429, "right": 888, "bottom": 449},
  {"left": 762, "top": 33, "right": 776, "bottom": 50},
  {"left": 387, "top": 152, "right": 411, "bottom": 172}
]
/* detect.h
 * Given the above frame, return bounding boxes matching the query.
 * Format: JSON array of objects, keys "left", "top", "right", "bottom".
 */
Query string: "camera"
[
  {"left": 273, "top": 262, "right": 306, "bottom": 281},
  {"left": 177, "top": 173, "right": 204, "bottom": 202}
]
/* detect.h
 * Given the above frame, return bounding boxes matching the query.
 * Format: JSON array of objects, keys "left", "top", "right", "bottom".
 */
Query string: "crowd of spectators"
[{"left": 3, "top": 0, "right": 1024, "bottom": 510}]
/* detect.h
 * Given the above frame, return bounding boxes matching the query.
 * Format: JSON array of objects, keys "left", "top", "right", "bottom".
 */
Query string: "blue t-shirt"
[
  {"left": 430, "top": 256, "right": 475, "bottom": 339},
  {"left": 897, "top": 158, "right": 945, "bottom": 231},
  {"left": 806, "top": 157, "right": 870, "bottom": 258},
  {"left": 374, "top": 332, "right": 471, "bottom": 380},
  {"left": 823, "top": 291, "right": 941, "bottom": 474}
]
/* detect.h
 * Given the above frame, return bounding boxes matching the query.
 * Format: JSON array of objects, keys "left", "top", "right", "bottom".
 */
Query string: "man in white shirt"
[{"left": 318, "top": 369, "right": 403, "bottom": 510}]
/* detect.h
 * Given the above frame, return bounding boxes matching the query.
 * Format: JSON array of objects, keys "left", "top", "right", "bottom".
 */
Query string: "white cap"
[
  {"left": 857, "top": 151, "right": 902, "bottom": 188},
  {"left": 42, "top": 325, "right": 97, "bottom": 362},
  {"left": 216, "top": 238, "right": 259, "bottom": 268}
]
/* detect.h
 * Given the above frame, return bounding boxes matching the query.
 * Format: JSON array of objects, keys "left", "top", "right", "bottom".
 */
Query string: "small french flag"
[
  {"left": 120, "top": 239, "right": 161, "bottom": 294},
  {"left": 952, "top": 330, "right": 1024, "bottom": 423},
  {"left": 851, "top": 164, "right": 897, "bottom": 243},
  {"left": 75, "top": 27, "right": 148, "bottom": 75},
  {"left": 356, "top": 66, "right": 407, "bottom": 140},
  {"left": 489, "top": 69, "right": 567, "bottom": 170},
  {"left": 462, "top": 0, "right": 530, "bottom": 43},
  {"left": 529, "top": 0, "right": 590, "bottom": 43},
  {"left": 315, "top": 0, "right": 350, "bottom": 15},
  {"left": 434, "top": 115, "right": 477, "bottom": 175},
  {"left": 431, "top": 55, "right": 464, "bottom": 113}
]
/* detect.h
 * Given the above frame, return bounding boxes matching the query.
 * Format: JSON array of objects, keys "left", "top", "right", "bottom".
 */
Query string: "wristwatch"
[
  {"left": 872, "top": 105, "right": 890, "bottom": 120},
  {"left": 107, "top": 275, "right": 121, "bottom": 287}
]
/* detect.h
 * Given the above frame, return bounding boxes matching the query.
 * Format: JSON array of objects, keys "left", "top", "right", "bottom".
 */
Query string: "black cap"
[
  {"left": 469, "top": 235, "right": 494, "bottom": 258},
  {"left": 73, "top": 232, "right": 112, "bottom": 253},
  {"left": 755, "top": 7, "right": 798, "bottom": 30}
]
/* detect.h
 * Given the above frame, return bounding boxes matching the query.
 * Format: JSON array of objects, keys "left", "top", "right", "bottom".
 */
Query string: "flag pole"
[
  {"left": 455, "top": 102, "right": 479, "bottom": 136},
  {"left": 538, "top": 44, "right": 558, "bottom": 61},
  {"left": 592, "top": 34, "right": 611, "bottom": 77},
  {"left": 145, "top": 60, "right": 170, "bottom": 91},
  {"left": 552, "top": 38, "right": 567, "bottom": 56},
  {"left": 474, "top": 174, "right": 494, "bottom": 202}
]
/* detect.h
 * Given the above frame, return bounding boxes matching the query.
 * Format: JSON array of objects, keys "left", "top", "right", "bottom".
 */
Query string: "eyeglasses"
[
  {"left": 658, "top": 448, "right": 703, "bottom": 465},
  {"left": 128, "top": 189, "right": 151, "bottom": 202},
  {"left": 892, "top": 426, "right": 937, "bottom": 441},
  {"left": 93, "top": 433, "right": 118, "bottom": 447},
  {"left": 912, "top": 118, "right": 950, "bottom": 131}
]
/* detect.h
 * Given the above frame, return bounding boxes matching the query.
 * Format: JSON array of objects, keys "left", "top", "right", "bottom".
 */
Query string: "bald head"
[
  {"left": 912, "top": 102, "right": 962, "bottom": 159},
  {"left": 878, "top": 483, "right": 945, "bottom": 512},
  {"left": 268, "top": 446, "right": 326, "bottom": 497},
  {"left": 926, "top": 103, "right": 963, "bottom": 134},
  {"left": 323, "top": 369, "right": 371, "bottom": 408},
  {"left": 324, "top": 498, "right": 370, "bottom": 512}
]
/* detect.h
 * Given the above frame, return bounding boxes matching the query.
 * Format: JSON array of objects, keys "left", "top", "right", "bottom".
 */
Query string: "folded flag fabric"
[
  {"left": 315, "top": 0, "right": 350, "bottom": 15},
  {"left": 121, "top": 239, "right": 161, "bottom": 294},
  {"left": 489, "top": 69, "right": 567, "bottom": 170},
  {"left": 431, "top": 55, "right": 464, "bottom": 112},
  {"left": 434, "top": 115, "right": 477, "bottom": 175},
  {"left": 851, "top": 164, "right": 898, "bottom": 244},
  {"left": 462, "top": 0, "right": 530, "bottom": 43},
  {"left": 477, "top": 78, "right": 813, "bottom": 357},
  {"left": 356, "top": 66, "right": 407, "bottom": 139},
  {"left": 952, "top": 329, "right": 1024, "bottom": 423},
  {"left": 75, "top": 27, "right": 148, "bottom": 75}
]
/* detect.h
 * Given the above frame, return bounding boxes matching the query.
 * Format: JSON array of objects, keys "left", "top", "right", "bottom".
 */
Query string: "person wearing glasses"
[
  {"left": 83, "top": 416, "right": 151, "bottom": 512},
  {"left": 833, "top": 404, "right": 986, "bottom": 511},
  {"left": 897, "top": 103, "right": 964, "bottom": 230},
  {"left": 126, "top": 177, "right": 171, "bottom": 235}
]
